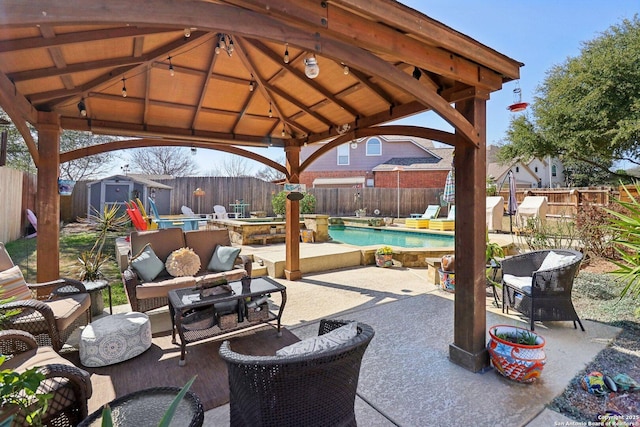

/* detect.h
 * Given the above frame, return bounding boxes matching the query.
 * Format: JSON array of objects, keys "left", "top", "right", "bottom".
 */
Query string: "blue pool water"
[{"left": 329, "top": 226, "right": 454, "bottom": 248}]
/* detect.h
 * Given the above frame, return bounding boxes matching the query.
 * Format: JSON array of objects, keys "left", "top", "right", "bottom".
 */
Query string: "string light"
[
  {"left": 268, "top": 102, "right": 273, "bottom": 118},
  {"left": 121, "top": 77, "right": 127, "bottom": 97},
  {"left": 249, "top": 81, "right": 255, "bottom": 92},
  {"left": 343, "top": 63, "right": 350, "bottom": 75},
  {"left": 184, "top": 28, "right": 191, "bottom": 38},
  {"left": 281, "top": 126, "right": 286, "bottom": 137},
  {"left": 77, "top": 98, "right": 87, "bottom": 117},
  {"left": 283, "top": 43, "right": 289, "bottom": 64},
  {"left": 168, "top": 56, "right": 175, "bottom": 77}
]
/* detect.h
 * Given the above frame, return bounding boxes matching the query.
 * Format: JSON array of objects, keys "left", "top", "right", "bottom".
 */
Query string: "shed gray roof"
[{"left": 87, "top": 174, "right": 172, "bottom": 189}]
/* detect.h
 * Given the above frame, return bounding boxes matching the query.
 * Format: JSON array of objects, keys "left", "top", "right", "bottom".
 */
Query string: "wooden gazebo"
[{"left": 0, "top": 0, "right": 522, "bottom": 372}]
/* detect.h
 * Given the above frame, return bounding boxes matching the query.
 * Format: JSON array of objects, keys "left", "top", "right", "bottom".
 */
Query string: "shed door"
[{"left": 101, "top": 180, "right": 132, "bottom": 215}]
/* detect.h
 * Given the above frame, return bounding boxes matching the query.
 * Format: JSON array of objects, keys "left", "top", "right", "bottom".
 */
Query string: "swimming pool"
[{"left": 329, "top": 226, "right": 454, "bottom": 248}]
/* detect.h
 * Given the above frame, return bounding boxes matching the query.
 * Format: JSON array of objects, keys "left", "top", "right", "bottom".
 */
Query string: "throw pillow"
[
  {"left": 207, "top": 246, "right": 241, "bottom": 272},
  {"left": 537, "top": 251, "right": 575, "bottom": 272},
  {"left": 0, "top": 265, "right": 32, "bottom": 301},
  {"left": 130, "top": 243, "right": 165, "bottom": 282},
  {"left": 276, "top": 322, "right": 358, "bottom": 357},
  {"left": 166, "top": 247, "right": 201, "bottom": 277}
]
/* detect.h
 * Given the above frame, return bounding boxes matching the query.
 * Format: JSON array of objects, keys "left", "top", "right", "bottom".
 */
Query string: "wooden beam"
[
  {"left": 35, "top": 111, "right": 61, "bottom": 283},
  {"left": 0, "top": 26, "right": 175, "bottom": 53},
  {"left": 284, "top": 141, "right": 302, "bottom": 280},
  {"left": 245, "top": 38, "right": 361, "bottom": 118},
  {"left": 448, "top": 94, "right": 489, "bottom": 373},
  {"left": 60, "top": 117, "right": 287, "bottom": 148},
  {"left": 231, "top": 36, "right": 311, "bottom": 137},
  {"left": 328, "top": 0, "right": 522, "bottom": 81},
  {"left": 59, "top": 137, "right": 288, "bottom": 177},
  {"left": 0, "top": 70, "right": 39, "bottom": 164}
]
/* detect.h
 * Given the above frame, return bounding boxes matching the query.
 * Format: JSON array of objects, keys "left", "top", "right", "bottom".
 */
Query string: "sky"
[{"left": 112, "top": 1, "right": 640, "bottom": 176}]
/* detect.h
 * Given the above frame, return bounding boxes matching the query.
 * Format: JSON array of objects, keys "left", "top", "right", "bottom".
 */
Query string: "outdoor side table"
[
  {"left": 78, "top": 387, "right": 204, "bottom": 427},
  {"left": 82, "top": 279, "right": 112, "bottom": 316}
]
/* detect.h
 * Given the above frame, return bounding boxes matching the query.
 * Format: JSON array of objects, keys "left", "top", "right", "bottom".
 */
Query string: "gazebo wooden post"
[
  {"left": 35, "top": 111, "right": 61, "bottom": 285},
  {"left": 284, "top": 142, "right": 302, "bottom": 281},
  {"left": 449, "top": 92, "right": 490, "bottom": 372}
]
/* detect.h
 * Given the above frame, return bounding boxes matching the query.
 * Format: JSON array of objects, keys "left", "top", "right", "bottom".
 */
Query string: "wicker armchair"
[
  {"left": 219, "top": 319, "right": 375, "bottom": 427},
  {"left": 0, "top": 243, "right": 91, "bottom": 352},
  {"left": 0, "top": 329, "right": 92, "bottom": 426},
  {"left": 501, "top": 249, "right": 584, "bottom": 331}
]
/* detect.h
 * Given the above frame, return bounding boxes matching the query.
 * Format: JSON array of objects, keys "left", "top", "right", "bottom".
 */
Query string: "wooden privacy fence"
[
  {"left": 497, "top": 187, "right": 614, "bottom": 217},
  {"left": 0, "top": 167, "right": 36, "bottom": 243},
  {"left": 64, "top": 180, "right": 615, "bottom": 221},
  {"left": 0, "top": 167, "right": 621, "bottom": 244}
]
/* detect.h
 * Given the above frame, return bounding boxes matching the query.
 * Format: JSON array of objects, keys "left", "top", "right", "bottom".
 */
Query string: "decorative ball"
[{"left": 166, "top": 247, "right": 201, "bottom": 277}]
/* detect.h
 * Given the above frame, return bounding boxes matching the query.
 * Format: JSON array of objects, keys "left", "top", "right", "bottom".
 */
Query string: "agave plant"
[
  {"left": 77, "top": 204, "right": 129, "bottom": 282},
  {"left": 604, "top": 182, "right": 640, "bottom": 298}
]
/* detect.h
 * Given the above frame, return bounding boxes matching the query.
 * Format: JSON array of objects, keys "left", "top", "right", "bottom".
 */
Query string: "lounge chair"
[
  {"left": 406, "top": 205, "right": 440, "bottom": 228},
  {"left": 428, "top": 205, "right": 455, "bottom": 231},
  {"left": 502, "top": 249, "right": 584, "bottom": 331},
  {"left": 181, "top": 205, "right": 196, "bottom": 216},
  {"left": 213, "top": 204, "right": 239, "bottom": 219}
]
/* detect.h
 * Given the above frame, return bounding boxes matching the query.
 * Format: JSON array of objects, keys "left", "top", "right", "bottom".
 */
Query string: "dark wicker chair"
[
  {"left": 501, "top": 249, "right": 584, "bottom": 331},
  {"left": 0, "top": 243, "right": 91, "bottom": 352},
  {"left": 78, "top": 387, "right": 204, "bottom": 427},
  {"left": 219, "top": 319, "right": 375, "bottom": 427},
  {"left": 0, "top": 329, "right": 93, "bottom": 427}
]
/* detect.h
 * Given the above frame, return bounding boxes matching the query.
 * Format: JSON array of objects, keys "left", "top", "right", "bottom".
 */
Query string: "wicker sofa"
[
  {"left": 122, "top": 228, "right": 252, "bottom": 313},
  {"left": 219, "top": 319, "right": 375, "bottom": 427}
]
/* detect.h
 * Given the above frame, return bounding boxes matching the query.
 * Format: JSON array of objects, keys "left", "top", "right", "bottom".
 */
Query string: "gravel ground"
[{"left": 548, "top": 258, "right": 640, "bottom": 424}]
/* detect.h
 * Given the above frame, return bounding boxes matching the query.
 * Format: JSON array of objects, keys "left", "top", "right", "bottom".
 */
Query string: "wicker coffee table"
[{"left": 168, "top": 276, "right": 287, "bottom": 366}]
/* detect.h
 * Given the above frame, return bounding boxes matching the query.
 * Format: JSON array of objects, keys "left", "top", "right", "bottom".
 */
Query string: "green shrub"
[{"left": 271, "top": 191, "right": 316, "bottom": 215}]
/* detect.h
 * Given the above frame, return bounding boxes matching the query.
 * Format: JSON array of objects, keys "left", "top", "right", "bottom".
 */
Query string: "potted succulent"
[
  {"left": 375, "top": 246, "right": 394, "bottom": 268},
  {"left": 487, "top": 325, "right": 546, "bottom": 383}
]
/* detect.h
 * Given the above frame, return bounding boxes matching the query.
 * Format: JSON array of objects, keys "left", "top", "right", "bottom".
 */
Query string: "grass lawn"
[{"left": 5, "top": 226, "right": 129, "bottom": 306}]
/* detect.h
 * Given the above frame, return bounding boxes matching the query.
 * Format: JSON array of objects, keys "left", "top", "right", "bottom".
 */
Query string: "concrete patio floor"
[{"left": 189, "top": 264, "right": 619, "bottom": 427}]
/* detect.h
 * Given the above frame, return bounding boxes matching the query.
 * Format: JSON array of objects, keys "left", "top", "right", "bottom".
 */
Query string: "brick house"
[{"left": 300, "top": 136, "right": 453, "bottom": 189}]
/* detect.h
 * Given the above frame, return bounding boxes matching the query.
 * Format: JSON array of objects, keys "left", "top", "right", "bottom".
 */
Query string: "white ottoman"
[{"left": 80, "top": 312, "right": 152, "bottom": 367}]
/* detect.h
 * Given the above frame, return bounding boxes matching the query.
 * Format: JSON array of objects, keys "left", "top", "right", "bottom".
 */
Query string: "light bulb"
[
  {"left": 184, "top": 28, "right": 191, "bottom": 38},
  {"left": 268, "top": 103, "right": 273, "bottom": 118},
  {"left": 282, "top": 127, "right": 286, "bottom": 137},
  {"left": 215, "top": 46, "right": 220, "bottom": 55},
  {"left": 249, "top": 81, "right": 254, "bottom": 92},
  {"left": 169, "top": 65, "right": 175, "bottom": 77},
  {"left": 304, "top": 56, "right": 319, "bottom": 79},
  {"left": 121, "top": 78, "right": 127, "bottom": 97},
  {"left": 284, "top": 43, "right": 289, "bottom": 64},
  {"left": 77, "top": 100, "right": 87, "bottom": 117},
  {"left": 343, "top": 64, "right": 349, "bottom": 75}
]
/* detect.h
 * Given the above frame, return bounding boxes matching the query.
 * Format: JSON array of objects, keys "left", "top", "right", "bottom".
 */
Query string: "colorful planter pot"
[
  {"left": 438, "top": 268, "right": 455, "bottom": 292},
  {"left": 487, "top": 325, "right": 546, "bottom": 383},
  {"left": 375, "top": 253, "right": 393, "bottom": 268}
]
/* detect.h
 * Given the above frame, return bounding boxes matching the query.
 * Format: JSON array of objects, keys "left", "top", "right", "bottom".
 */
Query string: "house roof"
[{"left": 373, "top": 147, "right": 454, "bottom": 171}]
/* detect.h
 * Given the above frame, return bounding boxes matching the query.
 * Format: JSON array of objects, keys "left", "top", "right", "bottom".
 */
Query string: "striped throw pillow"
[{"left": 0, "top": 265, "right": 32, "bottom": 301}]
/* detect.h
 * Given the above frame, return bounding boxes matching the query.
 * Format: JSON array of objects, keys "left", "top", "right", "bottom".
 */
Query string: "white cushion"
[
  {"left": 537, "top": 251, "right": 575, "bottom": 272},
  {"left": 276, "top": 322, "right": 358, "bottom": 357},
  {"left": 503, "top": 274, "right": 532, "bottom": 294}
]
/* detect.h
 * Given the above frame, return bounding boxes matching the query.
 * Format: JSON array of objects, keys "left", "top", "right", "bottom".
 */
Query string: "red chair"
[{"left": 125, "top": 201, "right": 147, "bottom": 231}]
